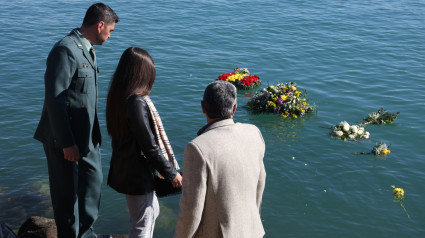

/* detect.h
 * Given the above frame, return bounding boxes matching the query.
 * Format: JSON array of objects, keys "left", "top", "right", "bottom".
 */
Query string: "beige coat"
[{"left": 174, "top": 119, "right": 266, "bottom": 238}]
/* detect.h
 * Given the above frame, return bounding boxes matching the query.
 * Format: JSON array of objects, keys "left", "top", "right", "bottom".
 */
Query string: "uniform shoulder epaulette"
[{"left": 57, "top": 35, "right": 78, "bottom": 50}]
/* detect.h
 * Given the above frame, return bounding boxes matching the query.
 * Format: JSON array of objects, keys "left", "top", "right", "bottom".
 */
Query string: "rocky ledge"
[{"left": 0, "top": 216, "right": 127, "bottom": 238}]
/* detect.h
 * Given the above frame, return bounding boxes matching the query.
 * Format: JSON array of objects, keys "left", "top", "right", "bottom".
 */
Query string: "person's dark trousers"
[{"left": 43, "top": 143, "right": 102, "bottom": 238}]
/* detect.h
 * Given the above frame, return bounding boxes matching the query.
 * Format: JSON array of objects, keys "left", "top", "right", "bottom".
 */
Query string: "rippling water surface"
[{"left": 1, "top": 0, "right": 425, "bottom": 237}]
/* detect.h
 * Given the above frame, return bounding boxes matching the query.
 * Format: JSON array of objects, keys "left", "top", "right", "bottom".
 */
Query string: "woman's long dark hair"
[{"left": 106, "top": 47, "right": 156, "bottom": 138}]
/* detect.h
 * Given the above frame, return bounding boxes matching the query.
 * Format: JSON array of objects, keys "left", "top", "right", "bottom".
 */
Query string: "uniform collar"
[
  {"left": 69, "top": 28, "right": 97, "bottom": 69},
  {"left": 73, "top": 28, "right": 93, "bottom": 52}
]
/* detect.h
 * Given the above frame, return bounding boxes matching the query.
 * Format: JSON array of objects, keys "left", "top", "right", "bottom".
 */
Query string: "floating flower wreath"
[
  {"left": 330, "top": 109, "right": 399, "bottom": 141},
  {"left": 331, "top": 121, "right": 370, "bottom": 141},
  {"left": 354, "top": 142, "right": 391, "bottom": 156},
  {"left": 372, "top": 142, "right": 391, "bottom": 155},
  {"left": 217, "top": 67, "right": 261, "bottom": 89},
  {"left": 247, "top": 82, "right": 314, "bottom": 118},
  {"left": 360, "top": 108, "right": 399, "bottom": 126}
]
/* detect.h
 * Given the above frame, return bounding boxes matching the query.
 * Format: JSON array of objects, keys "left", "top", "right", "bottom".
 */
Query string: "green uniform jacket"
[{"left": 34, "top": 29, "right": 102, "bottom": 156}]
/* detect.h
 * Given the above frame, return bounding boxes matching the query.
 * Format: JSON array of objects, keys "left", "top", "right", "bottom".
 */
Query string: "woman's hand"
[{"left": 172, "top": 172, "right": 183, "bottom": 188}]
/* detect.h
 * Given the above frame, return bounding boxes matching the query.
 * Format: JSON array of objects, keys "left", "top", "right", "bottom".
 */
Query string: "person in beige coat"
[{"left": 174, "top": 80, "right": 266, "bottom": 238}]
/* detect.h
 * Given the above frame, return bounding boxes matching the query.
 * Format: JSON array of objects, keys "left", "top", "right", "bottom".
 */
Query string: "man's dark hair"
[
  {"left": 82, "top": 3, "right": 119, "bottom": 27},
  {"left": 203, "top": 81, "right": 237, "bottom": 119}
]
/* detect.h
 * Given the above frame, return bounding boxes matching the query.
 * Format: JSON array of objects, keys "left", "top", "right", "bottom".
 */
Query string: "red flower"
[
  {"left": 241, "top": 77, "right": 253, "bottom": 86},
  {"left": 218, "top": 72, "right": 234, "bottom": 81},
  {"left": 216, "top": 69, "right": 261, "bottom": 89},
  {"left": 241, "top": 75, "right": 259, "bottom": 86}
]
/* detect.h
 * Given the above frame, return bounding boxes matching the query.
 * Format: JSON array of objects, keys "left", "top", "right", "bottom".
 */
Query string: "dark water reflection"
[{"left": 0, "top": 180, "right": 53, "bottom": 231}]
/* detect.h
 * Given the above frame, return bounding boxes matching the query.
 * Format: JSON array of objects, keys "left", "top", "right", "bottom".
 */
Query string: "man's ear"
[
  {"left": 201, "top": 101, "right": 206, "bottom": 114},
  {"left": 231, "top": 104, "right": 237, "bottom": 117},
  {"left": 97, "top": 21, "right": 105, "bottom": 33}
]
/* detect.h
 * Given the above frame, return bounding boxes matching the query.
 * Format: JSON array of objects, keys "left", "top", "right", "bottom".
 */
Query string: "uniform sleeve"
[
  {"left": 126, "top": 95, "right": 177, "bottom": 181},
  {"left": 174, "top": 142, "right": 207, "bottom": 238},
  {"left": 44, "top": 45, "right": 76, "bottom": 148}
]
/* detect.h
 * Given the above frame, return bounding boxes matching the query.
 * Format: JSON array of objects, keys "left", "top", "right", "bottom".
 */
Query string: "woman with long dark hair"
[{"left": 106, "top": 47, "right": 182, "bottom": 237}]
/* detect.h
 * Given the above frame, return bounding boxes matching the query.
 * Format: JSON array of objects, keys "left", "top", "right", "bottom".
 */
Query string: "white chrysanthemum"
[
  {"left": 348, "top": 134, "right": 356, "bottom": 140},
  {"left": 364, "top": 131, "right": 370, "bottom": 136},
  {"left": 350, "top": 125, "right": 358, "bottom": 134},
  {"left": 363, "top": 134, "right": 370, "bottom": 139},
  {"left": 357, "top": 129, "right": 364, "bottom": 135},
  {"left": 343, "top": 124, "right": 350, "bottom": 132},
  {"left": 335, "top": 131, "right": 343, "bottom": 137}
]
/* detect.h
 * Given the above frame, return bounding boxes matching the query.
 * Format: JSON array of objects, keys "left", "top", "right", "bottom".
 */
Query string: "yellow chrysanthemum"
[
  {"left": 292, "top": 114, "right": 298, "bottom": 118},
  {"left": 392, "top": 187, "right": 409, "bottom": 218},
  {"left": 280, "top": 95, "right": 288, "bottom": 101},
  {"left": 226, "top": 76, "right": 235, "bottom": 82},
  {"left": 393, "top": 188, "right": 404, "bottom": 197},
  {"left": 295, "top": 92, "right": 302, "bottom": 97},
  {"left": 267, "top": 101, "right": 276, "bottom": 108},
  {"left": 226, "top": 74, "right": 244, "bottom": 82}
]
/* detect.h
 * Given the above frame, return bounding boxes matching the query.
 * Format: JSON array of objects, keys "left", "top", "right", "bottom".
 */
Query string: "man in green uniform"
[{"left": 34, "top": 3, "right": 119, "bottom": 237}]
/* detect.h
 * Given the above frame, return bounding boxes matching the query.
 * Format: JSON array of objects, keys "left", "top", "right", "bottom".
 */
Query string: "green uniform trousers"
[{"left": 43, "top": 143, "right": 102, "bottom": 238}]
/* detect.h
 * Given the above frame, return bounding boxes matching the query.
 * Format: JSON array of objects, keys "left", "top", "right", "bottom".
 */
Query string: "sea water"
[{"left": 1, "top": 0, "right": 424, "bottom": 237}]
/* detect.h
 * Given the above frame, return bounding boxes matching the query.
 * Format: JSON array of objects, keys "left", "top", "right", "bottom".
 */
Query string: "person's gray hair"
[{"left": 202, "top": 81, "right": 237, "bottom": 119}]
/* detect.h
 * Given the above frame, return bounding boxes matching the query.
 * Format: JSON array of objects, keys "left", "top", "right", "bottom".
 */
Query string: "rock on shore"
[{"left": 1, "top": 216, "right": 127, "bottom": 238}]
